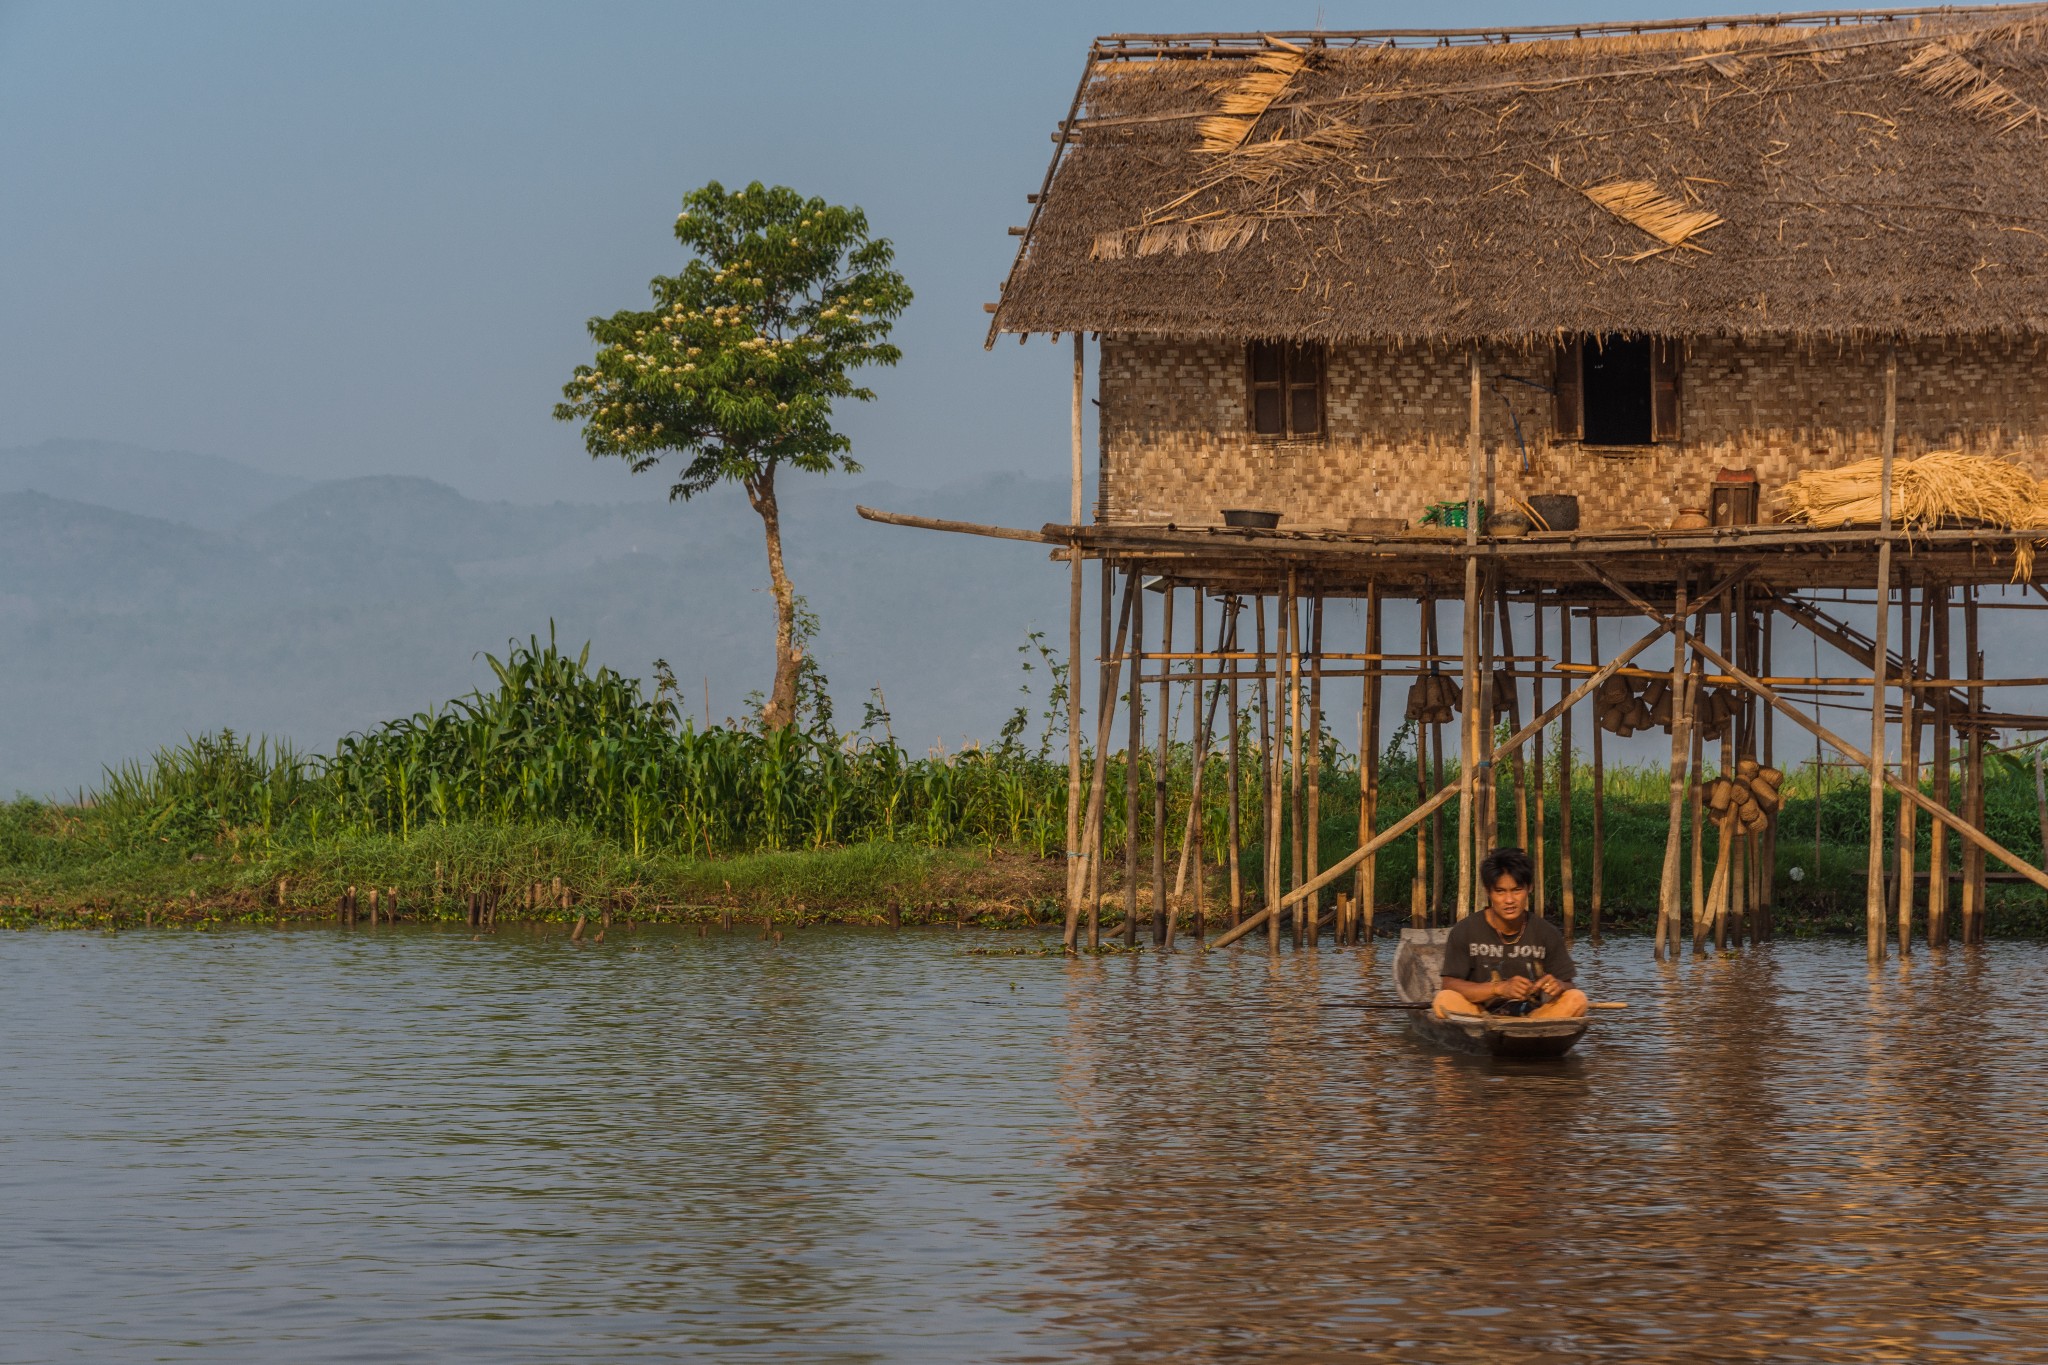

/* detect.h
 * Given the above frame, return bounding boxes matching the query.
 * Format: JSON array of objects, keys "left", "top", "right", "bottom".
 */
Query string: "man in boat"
[{"left": 1433, "top": 847, "right": 1587, "bottom": 1021}]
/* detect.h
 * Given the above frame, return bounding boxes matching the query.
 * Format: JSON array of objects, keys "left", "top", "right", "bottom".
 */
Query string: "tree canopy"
[{"left": 554, "top": 181, "right": 911, "bottom": 500}]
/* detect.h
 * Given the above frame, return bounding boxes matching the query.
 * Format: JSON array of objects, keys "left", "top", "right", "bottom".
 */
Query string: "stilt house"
[{"left": 866, "top": 6, "right": 2048, "bottom": 959}]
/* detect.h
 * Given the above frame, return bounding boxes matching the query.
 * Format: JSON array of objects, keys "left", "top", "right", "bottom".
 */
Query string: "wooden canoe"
[{"left": 1392, "top": 927, "right": 1591, "bottom": 1060}]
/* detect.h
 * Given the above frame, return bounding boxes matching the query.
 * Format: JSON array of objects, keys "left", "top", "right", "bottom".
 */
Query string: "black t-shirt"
[{"left": 1440, "top": 913, "right": 1575, "bottom": 998}]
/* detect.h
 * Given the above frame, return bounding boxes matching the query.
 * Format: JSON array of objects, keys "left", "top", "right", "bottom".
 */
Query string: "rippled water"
[{"left": 3, "top": 925, "right": 2045, "bottom": 1363}]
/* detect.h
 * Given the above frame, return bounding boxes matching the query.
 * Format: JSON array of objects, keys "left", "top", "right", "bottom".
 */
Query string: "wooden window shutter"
[
  {"left": 1248, "top": 342, "right": 1285, "bottom": 436},
  {"left": 1287, "top": 343, "right": 1324, "bottom": 437},
  {"left": 1651, "top": 338, "right": 1683, "bottom": 442},
  {"left": 1552, "top": 338, "right": 1584, "bottom": 440}
]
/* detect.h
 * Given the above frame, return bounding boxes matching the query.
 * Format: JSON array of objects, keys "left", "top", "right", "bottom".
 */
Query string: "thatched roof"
[{"left": 990, "top": 6, "right": 2048, "bottom": 344}]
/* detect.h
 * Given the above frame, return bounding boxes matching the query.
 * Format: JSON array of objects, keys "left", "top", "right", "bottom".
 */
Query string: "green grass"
[{"left": 9, "top": 631, "right": 2048, "bottom": 936}]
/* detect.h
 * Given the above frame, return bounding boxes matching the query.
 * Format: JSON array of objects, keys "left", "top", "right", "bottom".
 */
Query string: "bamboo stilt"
[
  {"left": 1088, "top": 562, "right": 1118, "bottom": 951},
  {"left": 1690, "top": 652, "right": 1706, "bottom": 951},
  {"left": 1265, "top": 589, "right": 1284, "bottom": 953},
  {"left": 1153, "top": 584, "right": 1173, "bottom": 948},
  {"left": 1480, "top": 571, "right": 1500, "bottom": 845},
  {"left": 1588, "top": 610, "right": 1606, "bottom": 944},
  {"left": 1867, "top": 346, "right": 1897, "bottom": 964},
  {"left": 1558, "top": 596, "right": 1576, "bottom": 938},
  {"left": 1529, "top": 598, "right": 1546, "bottom": 919},
  {"left": 1658, "top": 577, "right": 1692, "bottom": 960},
  {"left": 1719, "top": 597, "right": 1738, "bottom": 951},
  {"left": 1500, "top": 592, "right": 1529, "bottom": 866},
  {"left": 1358, "top": 581, "right": 1381, "bottom": 937},
  {"left": 1306, "top": 595, "right": 1324, "bottom": 944},
  {"left": 1898, "top": 580, "right": 1927, "bottom": 955},
  {"left": 1064, "top": 336, "right": 1087, "bottom": 917},
  {"left": 1459, "top": 347, "right": 1481, "bottom": 921},
  {"left": 1225, "top": 598, "right": 1245, "bottom": 928},
  {"left": 1963, "top": 591, "right": 1986, "bottom": 944},
  {"left": 1423, "top": 597, "right": 1442, "bottom": 925},
  {"left": 1126, "top": 570, "right": 1145, "bottom": 949},
  {"left": 1277, "top": 573, "right": 1294, "bottom": 945},
  {"left": 1930, "top": 582, "right": 1952, "bottom": 948},
  {"left": 1190, "top": 591, "right": 1208, "bottom": 943},
  {"left": 1760, "top": 606, "right": 1777, "bottom": 936}
]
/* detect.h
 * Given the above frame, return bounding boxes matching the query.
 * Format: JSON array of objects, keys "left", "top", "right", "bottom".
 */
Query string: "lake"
[{"left": 3, "top": 925, "right": 2044, "bottom": 1362}]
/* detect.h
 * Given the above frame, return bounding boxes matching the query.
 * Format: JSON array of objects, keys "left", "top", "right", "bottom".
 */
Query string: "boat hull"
[{"left": 1393, "top": 926, "right": 1589, "bottom": 1059}]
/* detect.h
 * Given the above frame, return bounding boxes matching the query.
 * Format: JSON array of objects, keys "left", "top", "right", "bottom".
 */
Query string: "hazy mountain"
[
  {"left": 0, "top": 439, "right": 310, "bottom": 532},
  {"left": 0, "top": 443, "right": 1076, "bottom": 796}
]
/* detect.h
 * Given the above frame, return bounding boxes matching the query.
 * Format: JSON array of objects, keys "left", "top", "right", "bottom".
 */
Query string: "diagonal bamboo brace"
[
  {"left": 1583, "top": 563, "right": 2048, "bottom": 898},
  {"left": 1210, "top": 562, "right": 1759, "bottom": 949}
]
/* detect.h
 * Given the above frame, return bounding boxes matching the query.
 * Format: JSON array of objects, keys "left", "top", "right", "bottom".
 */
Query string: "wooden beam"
[
  {"left": 1583, "top": 563, "right": 2048, "bottom": 899},
  {"left": 860, "top": 505, "right": 1054, "bottom": 543}
]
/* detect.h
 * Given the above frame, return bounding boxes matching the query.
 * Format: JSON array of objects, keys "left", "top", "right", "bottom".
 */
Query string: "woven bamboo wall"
[{"left": 1097, "top": 336, "right": 2048, "bottom": 531}]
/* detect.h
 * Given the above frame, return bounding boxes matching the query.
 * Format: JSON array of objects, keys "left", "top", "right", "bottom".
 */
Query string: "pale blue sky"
[{"left": 0, "top": 0, "right": 1706, "bottom": 503}]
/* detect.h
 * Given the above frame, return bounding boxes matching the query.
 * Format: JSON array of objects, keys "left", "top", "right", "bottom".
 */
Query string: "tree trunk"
[{"left": 745, "top": 464, "right": 801, "bottom": 731}]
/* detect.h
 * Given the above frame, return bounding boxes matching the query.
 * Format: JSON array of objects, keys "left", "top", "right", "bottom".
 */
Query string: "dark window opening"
[
  {"left": 1248, "top": 341, "right": 1324, "bottom": 438},
  {"left": 1581, "top": 335, "right": 1654, "bottom": 446}
]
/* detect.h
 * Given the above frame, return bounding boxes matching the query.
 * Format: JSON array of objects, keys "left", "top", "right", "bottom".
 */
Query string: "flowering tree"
[{"left": 555, "top": 181, "right": 911, "bottom": 731}]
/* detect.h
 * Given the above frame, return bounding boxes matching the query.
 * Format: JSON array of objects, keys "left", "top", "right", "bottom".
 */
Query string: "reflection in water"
[{"left": 2, "top": 929, "right": 2046, "bottom": 1361}]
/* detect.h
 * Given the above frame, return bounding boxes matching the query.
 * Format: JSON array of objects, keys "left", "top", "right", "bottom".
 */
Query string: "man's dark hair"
[{"left": 1480, "top": 846, "right": 1534, "bottom": 891}]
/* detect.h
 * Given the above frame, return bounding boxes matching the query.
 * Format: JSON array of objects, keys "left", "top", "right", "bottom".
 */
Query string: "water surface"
[{"left": 2, "top": 926, "right": 2042, "bottom": 1362}]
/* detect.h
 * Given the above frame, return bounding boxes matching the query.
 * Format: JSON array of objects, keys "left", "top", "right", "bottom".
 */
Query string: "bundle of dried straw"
[
  {"left": 1775, "top": 451, "right": 2048, "bottom": 531},
  {"left": 1775, "top": 450, "right": 2048, "bottom": 578}
]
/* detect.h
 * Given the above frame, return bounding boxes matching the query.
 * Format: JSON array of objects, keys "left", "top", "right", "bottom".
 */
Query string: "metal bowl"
[{"left": 1222, "top": 508, "right": 1282, "bottom": 530}]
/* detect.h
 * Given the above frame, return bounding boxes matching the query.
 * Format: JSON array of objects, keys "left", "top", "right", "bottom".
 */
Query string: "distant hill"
[
  {"left": 0, "top": 439, "right": 310, "bottom": 532},
  {"left": 0, "top": 450, "right": 1076, "bottom": 796}
]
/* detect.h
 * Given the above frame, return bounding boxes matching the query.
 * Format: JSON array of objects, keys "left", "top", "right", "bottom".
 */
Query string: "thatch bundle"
[
  {"left": 1404, "top": 672, "right": 1461, "bottom": 725},
  {"left": 1774, "top": 451, "right": 2048, "bottom": 532}
]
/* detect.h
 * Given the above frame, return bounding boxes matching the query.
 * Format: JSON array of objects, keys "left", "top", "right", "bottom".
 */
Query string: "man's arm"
[{"left": 1440, "top": 974, "right": 1536, "bottom": 1005}]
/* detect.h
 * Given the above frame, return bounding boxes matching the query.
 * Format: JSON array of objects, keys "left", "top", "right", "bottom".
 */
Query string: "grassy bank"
[{"left": 8, "top": 630, "right": 2048, "bottom": 936}]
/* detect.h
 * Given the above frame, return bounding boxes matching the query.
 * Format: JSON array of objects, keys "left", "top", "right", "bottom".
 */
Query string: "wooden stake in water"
[
  {"left": 1357, "top": 581, "right": 1381, "bottom": 935},
  {"left": 1557, "top": 598, "right": 1575, "bottom": 938},
  {"left": 1929, "top": 581, "right": 1952, "bottom": 948},
  {"left": 1588, "top": 610, "right": 1606, "bottom": 944}
]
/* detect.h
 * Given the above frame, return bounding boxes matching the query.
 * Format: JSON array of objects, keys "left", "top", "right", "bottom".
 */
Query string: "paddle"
[{"left": 1319, "top": 1000, "right": 1629, "bottom": 1011}]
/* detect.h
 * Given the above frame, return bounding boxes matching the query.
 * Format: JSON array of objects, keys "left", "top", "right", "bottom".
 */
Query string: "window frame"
[
  {"left": 1246, "top": 340, "right": 1327, "bottom": 442},
  {"left": 1552, "top": 334, "right": 1683, "bottom": 446}
]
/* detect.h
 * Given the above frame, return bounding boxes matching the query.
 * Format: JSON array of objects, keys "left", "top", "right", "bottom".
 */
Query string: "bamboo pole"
[
  {"left": 2034, "top": 749, "right": 2048, "bottom": 920},
  {"left": 1658, "top": 576, "right": 1692, "bottom": 960},
  {"left": 1866, "top": 346, "right": 1897, "bottom": 963},
  {"left": 1589, "top": 609, "right": 1606, "bottom": 943},
  {"left": 1964, "top": 591, "right": 1986, "bottom": 943},
  {"left": 1500, "top": 590, "right": 1529, "bottom": 862},
  {"left": 1282, "top": 574, "right": 1301, "bottom": 947},
  {"left": 1898, "top": 579, "right": 1928, "bottom": 955},
  {"left": 1529, "top": 597, "right": 1547, "bottom": 919},
  {"left": 1306, "top": 594, "right": 1324, "bottom": 944},
  {"left": 1209, "top": 566, "right": 1757, "bottom": 950},
  {"left": 1928, "top": 582, "right": 1950, "bottom": 947},
  {"left": 1490, "top": 564, "right": 1507, "bottom": 843},
  {"left": 1422, "top": 597, "right": 1439, "bottom": 925},
  {"left": 1358, "top": 581, "right": 1381, "bottom": 933},
  {"left": 1460, "top": 350, "right": 1482, "bottom": 920},
  {"left": 1190, "top": 591, "right": 1208, "bottom": 943},
  {"left": 1065, "top": 335, "right": 1087, "bottom": 916},
  {"left": 1266, "top": 587, "right": 1285, "bottom": 953},
  {"left": 1558, "top": 595, "right": 1576, "bottom": 938},
  {"left": 1257, "top": 595, "right": 1274, "bottom": 947},
  {"left": 1690, "top": 652, "right": 1706, "bottom": 951},
  {"left": 1761, "top": 606, "right": 1777, "bottom": 936},
  {"left": 1065, "top": 566, "right": 1133, "bottom": 952},
  {"left": 1225, "top": 599, "right": 1245, "bottom": 929},
  {"left": 1126, "top": 571, "right": 1145, "bottom": 948},
  {"left": 1153, "top": 584, "right": 1173, "bottom": 948}
]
